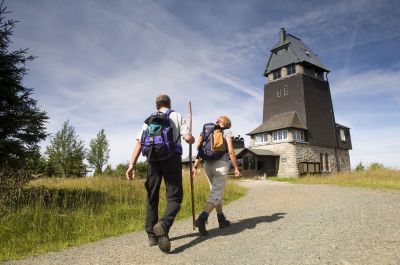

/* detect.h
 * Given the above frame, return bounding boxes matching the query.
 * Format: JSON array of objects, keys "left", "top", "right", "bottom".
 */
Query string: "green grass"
[
  {"left": 269, "top": 168, "right": 400, "bottom": 190},
  {"left": 0, "top": 170, "right": 247, "bottom": 261}
]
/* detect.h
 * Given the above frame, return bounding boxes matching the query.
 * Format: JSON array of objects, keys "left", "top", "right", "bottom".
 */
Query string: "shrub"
[
  {"left": 368, "top": 162, "right": 384, "bottom": 171},
  {"left": 355, "top": 162, "right": 365, "bottom": 171},
  {"left": 100, "top": 162, "right": 147, "bottom": 179}
]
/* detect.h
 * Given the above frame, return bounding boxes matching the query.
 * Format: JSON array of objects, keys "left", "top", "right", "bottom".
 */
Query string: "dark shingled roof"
[
  {"left": 247, "top": 111, "right": 306, "bottom": 135},
  {"left": 236, "top": 148, "right": 279, "bottom": 158},
  {"left": 335, "top": 123, "right": 350, "bottom": 129},
  {"left": 264, "top": 29, "right": 328, "bottom": 76}
]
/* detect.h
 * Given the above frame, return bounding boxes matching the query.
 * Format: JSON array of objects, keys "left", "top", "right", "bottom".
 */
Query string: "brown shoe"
[
  {"left": 148, "top": 234, "right": 158, "bottom": 246},
  {"left": 153, "top": 222, "right": 171, "bottom": 253}
]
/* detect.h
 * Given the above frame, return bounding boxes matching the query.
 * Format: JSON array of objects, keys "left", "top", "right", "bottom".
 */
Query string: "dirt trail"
[{"left": 6, "top": 180, "right": 400, "bottom": 265}]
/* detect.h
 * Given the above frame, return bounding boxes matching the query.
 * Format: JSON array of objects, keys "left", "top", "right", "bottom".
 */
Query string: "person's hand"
[
  {"left": 191, "top": 167, "right": 197, "bottom": 178},
  {"left": 234, "top": 167, "right": 240, "bottom": 177},
  {"left": 126, "top": 165, "right": 135, "bottom": 181},
  {"left": 184, "top": 134, "right": 195, "bottom": 144}
]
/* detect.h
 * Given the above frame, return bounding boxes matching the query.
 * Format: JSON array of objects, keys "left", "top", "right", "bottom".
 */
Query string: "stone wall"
[
  {"left": 253, "top": 143, "right": 298, "bottom": 178},
  {"left": 337, "top": 149, "right": 351, "bottom": 172},
  {"left": 252, "top": 142, "right": 351, "bottom": 177}
]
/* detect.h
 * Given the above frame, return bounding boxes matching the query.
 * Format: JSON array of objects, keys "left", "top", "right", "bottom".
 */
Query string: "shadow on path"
[{"left": 170, "top": 212, "right": 286, "bottom": 254}]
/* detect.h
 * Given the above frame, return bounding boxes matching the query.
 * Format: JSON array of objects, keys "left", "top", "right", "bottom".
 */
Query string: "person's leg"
[
  {"left": 206, "top": 160, "right": 228, "bottom": 208},
  {"left": 152, "top": 153, "right": 182, "bottom": 253},
  {"left": 215, "top": 203, "right": 223, "bottom": 214},
  {"left": 145, "top": 162, "right": 162, "bottom": 241},
  {"left": 196, "top": 160, "right": 228, "bottom": 235},
  {"left": 160, "top": 153, "right": 183, "bottom": 233},
  {"left": 216, "top": 203, "right": 231, "bottom": 228},
  {"left": 211, "top": 161, "right": 230, "bottom": 228}
]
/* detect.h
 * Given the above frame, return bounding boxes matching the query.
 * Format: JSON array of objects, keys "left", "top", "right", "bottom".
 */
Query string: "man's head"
[{"left": 156, "top": 94, "right": 171, "bottom": 110}]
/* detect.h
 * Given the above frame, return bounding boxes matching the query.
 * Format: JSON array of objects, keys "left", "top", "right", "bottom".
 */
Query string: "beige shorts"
[{"left": 204, "top": 160, "right": 229, "bottom": 206}]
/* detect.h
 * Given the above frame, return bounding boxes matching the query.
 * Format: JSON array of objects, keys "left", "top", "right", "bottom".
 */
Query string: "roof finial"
[{"left": 280, "top": 28, "right": 287, "bottom": 42}]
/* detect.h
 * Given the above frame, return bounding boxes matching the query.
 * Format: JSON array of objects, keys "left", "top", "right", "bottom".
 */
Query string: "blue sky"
[{"left": 7, "top": 0, "right": 400, "bottom": 170}]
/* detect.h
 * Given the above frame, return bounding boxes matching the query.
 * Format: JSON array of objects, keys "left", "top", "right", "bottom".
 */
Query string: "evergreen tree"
[
  {"left": 0, "top": 2, "right": 48, "bottom": 168},
  {"left": 46, "top": 121, "right": 86, "bottom": 177},
  {"left": 355, "top": 162, "right": 365, "bottom": 171},
  {"left": 87, "top": 129, "right": 110, "bottom": 176}
]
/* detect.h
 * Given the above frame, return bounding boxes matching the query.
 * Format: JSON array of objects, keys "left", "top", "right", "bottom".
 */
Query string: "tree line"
[{"left": 0, "top": 2, "right": 145, "bottom": 201}]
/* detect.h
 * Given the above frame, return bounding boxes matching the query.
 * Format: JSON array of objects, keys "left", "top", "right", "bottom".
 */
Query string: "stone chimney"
[{"left": 279, "top": 28, "right": 287, "bottom": 42}]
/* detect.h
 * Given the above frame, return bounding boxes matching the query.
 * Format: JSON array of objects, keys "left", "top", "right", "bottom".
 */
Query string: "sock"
[
  {"left": 199, "top": 211, "right": 209, "bottom": 220},
  {"left": 217, "top": 213, "right": 226, "bottom": 222}
]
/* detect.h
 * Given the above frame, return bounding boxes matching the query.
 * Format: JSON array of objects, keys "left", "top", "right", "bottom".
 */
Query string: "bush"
[
  {"left": 0, "top": 167, "right": 32, "bottom": 214},
  {"left": 100, "top": 162, "right": 147, "bottom": 179},
  {"left": 369, "top": 162, "right": 384, "bottom": 170},
  {"left": 355, "top": 162, "right": 365, "bottom": 171}
]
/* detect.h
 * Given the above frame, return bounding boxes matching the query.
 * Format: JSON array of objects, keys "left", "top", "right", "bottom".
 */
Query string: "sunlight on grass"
[
  {"left": 0, "top": 170, "right": 247, "bottom": 261},
  {"left": 269, "top": 168, "right": 400, "bottom": 190}
]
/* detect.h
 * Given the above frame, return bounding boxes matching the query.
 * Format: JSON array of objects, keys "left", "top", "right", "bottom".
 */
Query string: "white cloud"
[
  {"left": 8, "top": 0, "right": 400, "bottom": 170},
  {"left": 331, "top": 69, "right": 400, "bottom": 96}
]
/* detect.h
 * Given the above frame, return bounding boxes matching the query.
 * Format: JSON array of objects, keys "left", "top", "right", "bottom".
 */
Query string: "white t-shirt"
[
  {"left": 221, "top": 129, "right": 233, "bottom": 162},
  {"left": 136, "top": 108, "right": 190, "bottom": 147}
]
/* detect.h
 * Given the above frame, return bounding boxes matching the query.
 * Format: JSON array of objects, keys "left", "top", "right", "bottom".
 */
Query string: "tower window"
[
  {"left": 320, "top": 153, "right": 324, "bottom": 171},
  {"left": 325, "top": 153, "right": 330, "bottom": 171},
  {"left": 287, "top": 64, "right": 296, "bottom": 75},
  {"left": 340, "top": 129, "right": 346, "bottom": 141},
  {"left": 255, "top": 133, "right": 268, "bottom": 144},
  {"left": 283, "top": 85, "right": 288, "bottom": 96},
  {"left": 277, "top": 89, "right": 281, "bottom": 97},
  {"left": 273, "top": 69, "right": 281, "bottom": 80},
  {"left": 293, "top": 130, "right": 305, "bottom": 141},
  {"left": 272, "top": 130, "right": 288, "bottom": 142},
  {"left": 315, "top": 71, "right": 324, "bottom": 80}
]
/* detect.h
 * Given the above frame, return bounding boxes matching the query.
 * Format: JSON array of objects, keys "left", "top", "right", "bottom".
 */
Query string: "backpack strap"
[{"left": 165, "top": 109, "right": 182, "bottom": 153}]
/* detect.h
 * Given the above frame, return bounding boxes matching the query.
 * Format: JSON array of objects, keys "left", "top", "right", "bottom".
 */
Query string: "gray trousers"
[{"left": 204, "top": 159, "right": 229, "bottom": 206}]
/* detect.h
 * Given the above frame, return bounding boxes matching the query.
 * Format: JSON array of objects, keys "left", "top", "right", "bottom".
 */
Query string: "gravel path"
[{"left": 5, "top": 180, "right": 400, "bottom": 265}]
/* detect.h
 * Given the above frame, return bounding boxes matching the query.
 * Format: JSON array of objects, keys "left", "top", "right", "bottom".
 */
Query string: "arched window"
[
  {"left": 325, "top": 153, "right": 329, "bottom": 171},
  {"left": 320, "top": 153, "right": 324, "bottom": 171}
]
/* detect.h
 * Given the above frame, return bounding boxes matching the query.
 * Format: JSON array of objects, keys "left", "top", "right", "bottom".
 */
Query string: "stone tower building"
[{"left": 237, "top": 28, "right": 352, "bottom": 178}]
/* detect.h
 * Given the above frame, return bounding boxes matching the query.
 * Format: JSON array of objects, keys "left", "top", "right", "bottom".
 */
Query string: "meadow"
[
  {"left": 0, "top": 170, "right": 247, "bottom": 261},
  {"left": 269, "top": 167, "right": 400, "bottom": 190}
]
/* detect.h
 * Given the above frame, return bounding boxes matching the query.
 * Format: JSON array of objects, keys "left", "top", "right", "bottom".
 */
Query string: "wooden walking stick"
[{"left": 188, "top": 100, "right": 196, "bottom": 230}]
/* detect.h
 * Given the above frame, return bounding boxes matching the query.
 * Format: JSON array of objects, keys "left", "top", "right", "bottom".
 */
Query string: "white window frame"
[
  {"left": 272, "top": 130, "right": 288, "bottom": 142},
  {"left": 273, "top": 69, "right": 281, "bottom": 80},
  {"left": 293, "top": 130, "right": 305, "bottom": 141},
  {"left": 283, "top": 85, "right": 288, "bottom": 96},
  {"left": 255, "top": 133, "right": 268, "bottom": 144},
  {"left": 340, "top": 129, "right": 346, "bottom": 141}
]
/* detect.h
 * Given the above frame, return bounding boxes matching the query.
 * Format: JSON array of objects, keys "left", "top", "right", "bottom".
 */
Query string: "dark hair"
[{"left": 156, "top": 94, "right": 171, "bottom": 109}]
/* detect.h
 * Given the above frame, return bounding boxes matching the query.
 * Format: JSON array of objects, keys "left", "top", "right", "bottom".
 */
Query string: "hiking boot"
[
  {"left": 153, "top": 222, "right": 171, "bottom": 253},
  {"left": 195, "top": 212, "right": 209, "bottom": 235},
  {"left": 217, "top": 213, "right": 231, "bottom": 229},
  {"left": 148, "top": 234, "right": 158, "bottom": 246}
]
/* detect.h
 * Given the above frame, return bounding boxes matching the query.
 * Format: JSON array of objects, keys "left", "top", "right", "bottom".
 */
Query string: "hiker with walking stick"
[
  {"left": 192, "top": 116, "right": 240, "bottom": 235},
  {"left": 126, "top": 94, "right": 194, "bottom": 253}
]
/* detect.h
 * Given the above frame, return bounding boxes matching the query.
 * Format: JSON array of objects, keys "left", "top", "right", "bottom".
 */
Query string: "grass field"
[
  {"left": 269, "top": 168, "right": 400, "bottom": 190},
  {"left": 0, "top": 171, "right": 247, "bottom": 261}
]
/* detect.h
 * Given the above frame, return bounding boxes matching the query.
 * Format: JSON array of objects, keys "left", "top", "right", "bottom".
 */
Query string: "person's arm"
[
  {"left": 192, "top": 156, "right": 201, "bottom": 178},
  {"left": 178, "top": 113, "right": 195, "bottom": 144},
  {"left": 226, "top": 137, "right": 240, "bottom": 177},
  {"left": 126, "top": 140, "right": 142, "bottom": 181}
]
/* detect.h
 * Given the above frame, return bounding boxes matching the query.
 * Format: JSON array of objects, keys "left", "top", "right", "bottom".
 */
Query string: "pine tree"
[
  {"left": 87, "top": 129, "right": 110, "bottom": 176},
  {"left": 46, "top": 121, "right": 86, "bottom": 177},
  {"left": 0, "top": 2, "right": 48, "bottom": 168}
]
